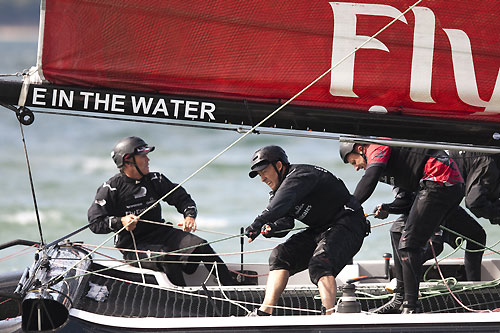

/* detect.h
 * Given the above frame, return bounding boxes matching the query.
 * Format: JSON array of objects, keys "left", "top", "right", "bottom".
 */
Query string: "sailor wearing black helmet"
[
  {"left": 245, "top": 145, "right": 369, "bottom": 316},
  {"left": 88, "top": 136, "right": 238, "bottom": 286},
  {"left": 339, "top": 142, "right": 464, "bottom": 313}
]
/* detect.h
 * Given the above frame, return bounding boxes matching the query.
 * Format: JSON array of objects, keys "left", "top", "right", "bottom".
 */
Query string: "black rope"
[
  {"left": 17, "top": 115, "right": 45, "bottom": 247},
  {"left": 201, "top": 283, "right": 222, "bottom": 316}
]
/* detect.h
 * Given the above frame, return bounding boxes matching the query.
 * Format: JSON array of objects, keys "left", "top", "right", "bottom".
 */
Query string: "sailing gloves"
[
  {"left": 245, "top": 218, "right": 264, "bottom": 241},
  {"left": 245, "top": 216, "right": 294, "bottom": 240},
  {"left": 244, "top": 222, "right": 281, "bottom": 240},
  {"left": 373, "top": 205, "right": 389, "bottom": 219}
]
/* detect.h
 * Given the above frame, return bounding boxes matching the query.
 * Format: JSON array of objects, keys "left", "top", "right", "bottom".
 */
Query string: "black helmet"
[
  {"left": 249, "top": 145, "right": 289, "bottom": 178},
  {"left": 111, "top": 136, "right": 155, "bottom": 168},
  {"left": 339, "top": 142, "right": 356, "bottom": 163}
]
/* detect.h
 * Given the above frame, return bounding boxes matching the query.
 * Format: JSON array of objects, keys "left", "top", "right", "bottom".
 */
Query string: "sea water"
[{"left": 1, "top": 39, "right": 497, "bottom": 274}]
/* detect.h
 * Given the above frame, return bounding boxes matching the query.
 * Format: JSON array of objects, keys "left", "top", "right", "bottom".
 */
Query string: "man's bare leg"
[
  {"left": 318, "top": 275, "right": 337, "bottom": 314},
  {"left": 259, "top": 269, "right": 290, "bottom": 314}
]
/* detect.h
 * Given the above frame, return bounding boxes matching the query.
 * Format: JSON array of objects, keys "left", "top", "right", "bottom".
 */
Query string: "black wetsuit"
[
  {"left": 382, "top": 188, "right": 485, "bottom": 283},
  {"left": 352, "top": 145, "right": 464, "bottom": 308},
  {"left": 246, "top": 164, "right": 368, "bottom": 284},
  {"left": 88, "top": 171, "right": 234, "bottom": 286},
  {"left": 450, "top": 151, "right": 500, "bottom": 223}
]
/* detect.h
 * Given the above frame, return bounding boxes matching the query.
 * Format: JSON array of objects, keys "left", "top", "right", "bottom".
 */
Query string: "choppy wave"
[
  {"left": 162, "top": 213, "right": 229, "bottom": 229},
  {"left": 0, "top": 209, "right": 63, "bottom": 226},
  {"left": 81, "top": 157, "right": 117, "bottom": 174}
]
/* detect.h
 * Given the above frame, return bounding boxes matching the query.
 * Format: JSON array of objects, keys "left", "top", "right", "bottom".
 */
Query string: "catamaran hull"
[
  {"left": 3, "top": 311, "right": 500, "bottom": 332},
  {"left": 2, "top": 254, "right": 500, "bottom": 332}
]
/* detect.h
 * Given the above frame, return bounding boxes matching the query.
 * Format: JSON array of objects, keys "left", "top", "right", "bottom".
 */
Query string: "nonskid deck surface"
[{"left": 71, "top": 262, "right": 500, "bottom": 318}]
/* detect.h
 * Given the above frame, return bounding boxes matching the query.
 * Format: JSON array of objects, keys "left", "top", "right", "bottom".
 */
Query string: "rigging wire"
[
  {"left": 129, "top": 231, "right": 146, "bottom": 284},
  {"left": 0, "top": 244, "right": 37, "bottom": 263},
  {"left": 138, "top": 219, "right": 283, "bottom": 243},
  {"left": 81, "top": 242, "right": 275, "bottom": 258},
  {"left": 16, "top": 114, "right": 45, "bottom": 247},
  {"left": 55, "top": 215, "right": 396, "bottom": 283},
  {"left": 213, "top": 263, "right": 251, "bottom": 313},
  {"left": 59, "top": 216, "right": 406, "bottom": 283},
  {"left": 0, "top": 72, "right": 23, "bottom": 77},
  {"left": 47, "top": 223, "right": 500, "bottom": 314}
]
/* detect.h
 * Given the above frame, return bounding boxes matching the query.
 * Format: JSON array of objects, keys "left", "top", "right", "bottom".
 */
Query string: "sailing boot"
[
  {"left": 370, "top": 288, "right": 404, "bottom": 314},
  {"left": 401, "top": 301, "right": 421, "bottom": 314}
]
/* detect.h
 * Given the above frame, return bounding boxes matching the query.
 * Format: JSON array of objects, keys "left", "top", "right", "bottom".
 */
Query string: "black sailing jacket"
[
  {"left": 88, "top": 172, "right": 197, "bottom": 248},
  {"left": 449, "top": 151, "right": 500, "bottom": 220},
  {"left": 251, "top": 164, "right": 360, "bottom": 236}
]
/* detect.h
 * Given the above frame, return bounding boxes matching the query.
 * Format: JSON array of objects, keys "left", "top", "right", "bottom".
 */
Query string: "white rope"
[
  {"left": 213, "top": 262, "right": 251, "bottom": 313},
  {"left": 130, "top": 231, "right": 146, "bottom": 284},
  {"left": 81, "top": 243, "right": 275, "bottom": 257},
  {"left": 202, "top": 261, "right": 216, "bottom": 286},
  {"left": 139, "top": 219, "right": 283, "bottom": 244}
]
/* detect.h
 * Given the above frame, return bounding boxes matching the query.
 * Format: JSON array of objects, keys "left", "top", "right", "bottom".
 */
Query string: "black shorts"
[{"left": 269, "top": 210, "right": 365, "bottom": 285}]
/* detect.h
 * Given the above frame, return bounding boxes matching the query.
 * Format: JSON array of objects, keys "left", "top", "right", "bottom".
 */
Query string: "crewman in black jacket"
[
  {"left": 88, "top": 136, "right": 236, "bottom": 286},
  {"left": 245, "top": 145, "right": 368, "bottom": 316},
  {"left": 340, "top": 142, "right": 464, "bottom": 313},
  {"left": 450, "top": 151, "right": 500, "bottom": 224}
]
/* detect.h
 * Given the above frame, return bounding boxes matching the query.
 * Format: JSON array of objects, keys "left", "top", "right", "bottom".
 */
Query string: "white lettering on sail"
[
  {"left": 328, "top": 3, "right": 499, "bottom": 113},
  {"left": 444, "top": 29, "right": 500, "bottom": 113},
  {"left": 329, "top": 2, "right": 407, "bottom": 98},
  {"left": 58, "top": 89, "right": 74, "bottom": 108},
  {"left": 94, "top": 93, "right": 109, "bottom": 111},
  {"left": 200, "top": 102, "right": 215, "bottom": 120},
  {"left": 52, "top": 89, "right": 57, "bottom": 106},
  {"left": 409, "top": 7, "right": 435, "bottom": 103},
  {"left": 170, "top": 99, "right": 184, "bottom": 118},
  {"left": 131, "top": 96, "right": 153, "bottom": 114},
  {"left": 32, "top": 87, "right": 46, "bottom": 106},
  {"left": 80, "top": 92, "right": 94, "bottom": 109},
  {"left": 111, "top": 94, "right": 125, "bottom": 112},
  {"left": 152, "top": 99, "right": 169, "bottom": 116},
  {"left": 185, "top": 101, "right": 199, "bottom": 119},
  {"left": 30, "top": 88, "right": 217, "bottom": 120},
  {"left": 486, "top": 74, "right": 500, "bottom": 113}
]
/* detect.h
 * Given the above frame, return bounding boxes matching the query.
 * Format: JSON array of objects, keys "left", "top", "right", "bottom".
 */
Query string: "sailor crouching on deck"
[
  {"left": 87, "top": 136, "right": 237, "bottom": 286},
  {"left": 245, "top": 145, "right": 369, "bottom": 316}
]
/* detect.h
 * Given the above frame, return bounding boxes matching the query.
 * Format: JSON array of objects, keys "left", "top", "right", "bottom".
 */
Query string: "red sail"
[{"left": 39, "top": 0, "right": 500, "bottom": 124}]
